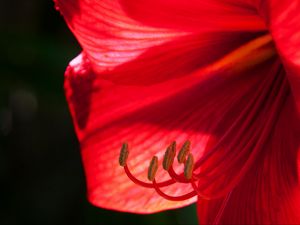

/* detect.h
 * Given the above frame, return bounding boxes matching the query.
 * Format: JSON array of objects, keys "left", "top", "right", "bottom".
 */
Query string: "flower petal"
[
  {"left": 55, "top": 0, "right": 186, "bottom": 73},
  {"left": 119, "top": 0, "right": 266, "bottom": 31},
  {"left": 194, "top": 2, "right": 300, "bottom": 223},
  {"left": 56, "top": 0, "right": 300, "bottom": 216},
  {"left": 55, "top": 0, "right": 267, "bottom": 74},
  {"left": 197, "top": 88, "right": 300, "bottom": 224},
  {"left": 258, "top": 0, "right": 300, "bottom": 112},
  {"left": 64, "top": 35, "right": 276, "bottom": 213}
]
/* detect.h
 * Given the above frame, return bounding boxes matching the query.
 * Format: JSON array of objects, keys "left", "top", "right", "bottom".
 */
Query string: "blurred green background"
[{"left": 0, "top": 0, "right": 197, "bottom": 224}]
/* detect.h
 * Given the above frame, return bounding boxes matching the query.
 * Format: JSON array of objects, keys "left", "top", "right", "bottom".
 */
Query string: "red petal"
[
  {"left": 197, "top": 83, "right": 300, "bottom": 224},
  {"left": 64, "top": 34, "right": 276, "bottom": 213},
  {"left": 119, "top": 0, "right": 266, "bottom": 31},
  {"left": 55, "top": 0, "right": 266, "bottom": 75},
  {"left": 56, "top": 0, "right": 300, "bottom": 217},
  {"left": 258, "top": 0, "right": 300, "bottom": 112},
  {"left": 197, "top": 2, "right": 300, "bottom": 222}
]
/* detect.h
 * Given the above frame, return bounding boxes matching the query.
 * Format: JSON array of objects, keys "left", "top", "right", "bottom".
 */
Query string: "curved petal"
[
  {"left": 64, "top": 35, "right": 276, "bottom": 213},
  {"left": 119, "top": 0, "right": 266, "bottom": 31},
  {"left": 257, "top": 0, "right": 300, "bottom": 112},
  {"left": 56, "top": 0, "right": 300, "bottom": 217},
  {"left": 54, "top": 0, "right": 267, "bottom": 74},
  {"left": 194, "top": 2, "right": 300, "bottom": 223},
  {"left": 197, "top": 88, "right": 300, "bottom": 224},
  {"left": 190, "top": 3, "right": 300, "bottom": 215}
]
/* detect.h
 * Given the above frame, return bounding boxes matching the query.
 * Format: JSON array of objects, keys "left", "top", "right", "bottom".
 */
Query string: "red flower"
[{"left": 55, "top": 0, "right": 300, "bottom": 224}]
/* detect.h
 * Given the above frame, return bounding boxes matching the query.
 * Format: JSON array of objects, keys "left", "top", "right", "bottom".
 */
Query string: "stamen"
[
  {"left": 153, "top": 179, "right": 197, "bottom": 201},
  {"left": 148, "top": 156, "right": 159, "bottom": 181},
  {"left": 184, "top": 153, "right": 194, "bottom": 180},
  {"left": 120, "top": 143, "right": 176, "bottom": 188},
  {"left": 162, "top": 141, "right": 176, "bottom": 171},
  {"left": 119, "top": 142, "right": 129, "bottom": 167},
  {"left": 124, "top": 165, "right": 175, "bottom": 188},
  {"left": 119, "top": 142, "right": 199, "bottom": 202},
  {"left": 168, "top": 166, "right": 190, "bottom": 183},
  {"left": 177, "top": 140, "right": 190, "bottom": 163}
]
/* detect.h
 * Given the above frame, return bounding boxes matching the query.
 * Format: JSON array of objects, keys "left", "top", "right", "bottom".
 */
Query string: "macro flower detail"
[{"left": 55, "top": 0, "right": 300, "bottom": 224}]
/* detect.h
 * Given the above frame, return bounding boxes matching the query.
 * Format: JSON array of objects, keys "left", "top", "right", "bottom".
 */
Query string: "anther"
[
  {"left": 184, "top": 153, "right": 194, "bottom": 180},
  {"left": 169, "top": 141, "right": 176, "bottom": 152},
  {"left": 119, "top": 142, "right": 129, "bottom": 167},
  {"left": 162, "top": 141, "right": 176, "bottom": 171},
  {"left": 148, "top": 156, "right": 159, "bottom": 181},
  {"left": 178, "top": 140, "right": 191, "bottom": 163}
]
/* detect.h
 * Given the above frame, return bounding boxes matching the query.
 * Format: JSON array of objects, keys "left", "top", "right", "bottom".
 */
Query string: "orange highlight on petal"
[{"left": 203, "top": 34, "right": 276, "bottom": 75}]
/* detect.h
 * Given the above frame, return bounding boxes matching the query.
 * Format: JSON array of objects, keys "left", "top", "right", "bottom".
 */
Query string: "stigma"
[{"left": 118, "top": 141, "right": 211, "bottom": 202}]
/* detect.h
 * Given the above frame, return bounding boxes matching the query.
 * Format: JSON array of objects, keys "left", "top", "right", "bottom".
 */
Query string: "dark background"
[{"left": 0, "top": 0, "right": 197, "bottom": 224}]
